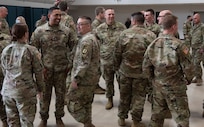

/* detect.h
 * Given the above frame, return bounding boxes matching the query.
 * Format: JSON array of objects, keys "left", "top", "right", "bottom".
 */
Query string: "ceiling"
[{"left": 15, "top": 0, "right": 75, "bottom": 4}]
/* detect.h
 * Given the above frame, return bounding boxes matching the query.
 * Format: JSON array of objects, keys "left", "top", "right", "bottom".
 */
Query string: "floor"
[{"left": 30, "top": 77, "right": 204, "bottom": 127}]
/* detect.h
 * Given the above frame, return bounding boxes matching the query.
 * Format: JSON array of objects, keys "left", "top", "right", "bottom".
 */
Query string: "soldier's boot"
[
  {"left": 84, "top": 121, "right": 95, "bottom": 127},
  {"left": 38, "top": 120, "right": 47, "bottom": 127},
  {"left": 118, "top": 118, "right": 125, "bottom": 126},
  {"left": 105, "top": 97, "right": 113, "bottom": 110},
  {"left": 2, "top": 119, "right": 8, "bottom": 127},
  {"left": 94, "top": 84, "right": 106, "bottom": 94},
  {"left": 56, "top": 118, "right": 65, "bottom": 127},
  {"left": 196, "top": 79, "right": 203, "bottom": 86},
  {"left": 131, "top": 121, "right": 146, "bottom": 127},
  {"left": 165, "top": 110, "right": 172, "bottom": 119}
]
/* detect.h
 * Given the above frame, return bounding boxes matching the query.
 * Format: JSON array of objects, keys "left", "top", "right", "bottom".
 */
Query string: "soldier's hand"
[
  {"left": 37, "top": 92, "right": 43, "bottom": 100},
  {"left": 71, "top": 80, "right": 78, "bottom": 89}
]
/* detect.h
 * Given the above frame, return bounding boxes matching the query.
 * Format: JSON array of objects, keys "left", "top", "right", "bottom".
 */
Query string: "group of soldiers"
[{"left": 0, "top": 0, "right": 203, "bottom": 127}]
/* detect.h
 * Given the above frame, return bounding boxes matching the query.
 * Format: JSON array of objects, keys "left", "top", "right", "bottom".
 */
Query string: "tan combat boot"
[
  {"left": 105, "top": 97, "right": 113, "bottom": 110},
  {"left": 131, "top": 121, "right": 146, "bottom": 127},
  {"left": 56, "top": 118, "right": 65, "bottom": 127},
  {"left": 38, "top": 120, "right": 47, "bottom": 127},
  {"left": 94, "top": 84, "right": 106, "bottom": 94},
  {"left": 196, "top": 79, "right": 203, "bottom": 86},
  {"left": 2, "top": 119, "right": 8, "bottom": 127},
  {"left": 118, "top": 118, "right": 125, "bottom": 126}
]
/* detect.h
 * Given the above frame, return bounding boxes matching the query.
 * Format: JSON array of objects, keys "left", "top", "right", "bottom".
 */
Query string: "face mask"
[{"left": 16, "top": 19, "right": 20, "bottom": 23}]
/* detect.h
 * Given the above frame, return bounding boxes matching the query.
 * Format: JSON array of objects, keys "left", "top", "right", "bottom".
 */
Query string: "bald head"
[
  {"left": 157, "top": 10, "right": 173, "bottom": 25},
  {"left": 0, "top": 6, "right": 8, "bottom": 18},
  {"left": 193, "top": 13, "right": 201, "bottom": 25}
]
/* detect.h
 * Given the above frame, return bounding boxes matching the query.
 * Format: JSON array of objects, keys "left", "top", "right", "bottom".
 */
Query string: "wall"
[
  {"left": 69, "top": 4, "right": 204, "bottom": 39},
  {"left": 2, "top": 5, "right": 48, "bottom": 35}
]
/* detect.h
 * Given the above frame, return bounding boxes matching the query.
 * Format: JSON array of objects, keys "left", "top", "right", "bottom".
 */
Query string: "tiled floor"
[{"left": 31, "top": 77, "right": 204, "bottom": 127}]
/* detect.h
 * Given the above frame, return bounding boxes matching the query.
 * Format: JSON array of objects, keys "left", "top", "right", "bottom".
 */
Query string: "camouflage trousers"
[
  {"left": 0, "top": 94, "right": 7, "bottom": 121},
  {"left": 117, "top": 73, "right": 147, "bottom": 122},
  {"left": 67, "top": 85, "right": 95, "bottom": 123},
  {"left": 39, "top": 70, "right": 67, "bottom": 120},
  {"left": 149, "top": 86, "right": 190, "bottom": 127},
  {"left": 0, "top": 76, "right": 7, "bottom": 121},
  {"left": 192, "top": 48, "right": 203, "bottom": 80},
  {"left": 3, "top": 94, "right": 37, "bottom": 127},
  {"left": 101, "top": 64, "right": 119, "bottom": 98}
]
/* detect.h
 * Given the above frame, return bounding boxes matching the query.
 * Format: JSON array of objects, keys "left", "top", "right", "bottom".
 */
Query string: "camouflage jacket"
[
  {"left": 143, "top": 34, "right": 194, "bottom": 91},
  {"left": 0, "top": 18, "right": 10, "bottom": 35},
  {"left": 95, "top": 21, "right": 126, "bottom": 65},
  {"left": 183, "top": 20, "right": 192, "bottom": 39},
  {"left": 1, "top": 42, "right": 45, "bottom": 96},
  {"left": 35, "top": 19, "right": 47, "bottom": 27},
  {"left": 190, "top": 23, "right": 204, "bottom": 49},
  {"left": 72, "top": 32, "right": 100, "bottom": 85},
  {"left": 144, "top": 22, "right": 160, "bottom": 37},
  {"left": 91, "top": 18, "right": 103, "bottom": 30},
  {"left": 30, "top": 22, "right": 77, "bottom": 72},
  {"left": 60, "top": 11, "right": 76, "bottom": 32},
  {"left": 114, "top": 25, "right": 156, "bottom": 78},
  {"left": 0, "top": 33, "right": 11, "bottom": 78}
]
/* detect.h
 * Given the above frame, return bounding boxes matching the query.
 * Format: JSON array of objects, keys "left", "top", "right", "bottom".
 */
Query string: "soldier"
[
  {"left": 144, "top": 9, "right": 160, "bottom": 37},
  {"left": 67, "top": 16, "right": 100, "bottom": 127},
  {"left": 143, "top": 14, "right": 194, "bottom": 127},
  {"left": 91, "top": 6, "right": 106, "bottom": 94},
  {"left": 95, "top": 8, "right": 126, "bottom": 110},
  {"left": 15, "top": 16, "right": 27, "bottom": 25},
  {"left": 35, "top": 14, "right": 47, "bottom": 27},
  {"left": 146, "top": 9, "right": 173, "bottom": 119},
  {"left": 91, "top": 6, "right": 105, "bottom": 30},
  {"left": 183, "top": 15, "right": 192, "bottom": 47},
  {"left": 30, "top": 6, "right": 77, "bottom": 127},
  {"left": 114, "top": 12, "right": 156, "bottom": 127},
  {"left": 157, "top": 10, "right": 180, "bottom": 39},
  {"left": 1, "top": 23, "right": 45, "bottom": 127},
  {"left": 190, "top": 13, "right": 204, "bottom": 86},
  {"left": 57, "top": 0, "right": 76, "bottom": 32},
  {"left": 56, "top": 0, "right": 78, "bottom": 105},
  {"left": 0, "top": 33, "right": 10, "bottom": 127},
  {"left": 0, "top": 6, "right": 10, "bottom": 35}
]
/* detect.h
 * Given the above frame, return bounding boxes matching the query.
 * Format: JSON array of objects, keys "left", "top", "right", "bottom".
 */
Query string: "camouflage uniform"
[
  {"left": 183, "top": 20, "right": 192, "bottom": 47},
  {"left": 114, "top": 25, "right": 156, "bottom": 123},
  {"left": 60, "top": 11, "right": 76, "bottom": 32},
  {"left": 30, "top": 22, "right": 77, "bottom": 120},
  {"left": 144, "top": 21, "right": 160, "bottom": 37},
  {"left": 0, "top": 33, "right": 10, "bottom": 124},
  {"left": 0, "top": 17, "right": 10, "bottom": 35},
  {"left": 143, "top": 34, "right": 194, "bottom": 127},
  {"left": 67, "top": 32, "right": 100, "bottom": 124},
  {"left": 95, "top": 21, "right": 126, "bottom": 98},
  {"left": 91, "top": 18, "right": 103, "bottom": 30},
  {"left": 60, "top": 11, "right": 78, "bottom": 104},
  {"left": 35, "top": 19, "right": 47, "bottom": 27},
  {"left": 1, "top": 42, "right": 45, "bottom": 127},
  {"left": 190, "top": 23, "right": 204, "bottom": 82}
]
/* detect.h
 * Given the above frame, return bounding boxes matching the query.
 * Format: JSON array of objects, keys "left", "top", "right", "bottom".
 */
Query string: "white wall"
[
  {"left": 1, "top": 0, "right": 204, "bottom": 39},
  {"left": 73, "top": 0, "right": 204, "bottom": 5},
  {"left": 69, "top": 4, "right": 204, "bottom": 39},
  {"left": 0, "top": 0, "right": 52, "bottom": 8}
]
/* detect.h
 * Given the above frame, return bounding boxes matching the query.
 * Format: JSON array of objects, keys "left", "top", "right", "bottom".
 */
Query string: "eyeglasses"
[{"left": 77, "top": 22, "right": 89, "bottom": 26}]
